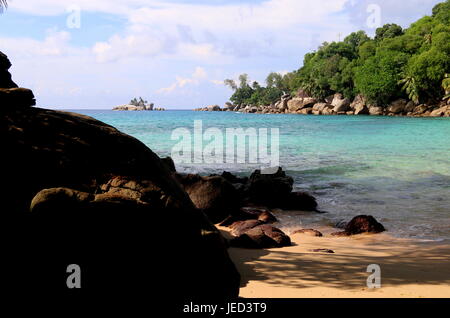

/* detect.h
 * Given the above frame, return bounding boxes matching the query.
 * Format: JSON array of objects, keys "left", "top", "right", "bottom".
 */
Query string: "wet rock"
[
  {"left": 282, "top": 191, "right": 318, "bottom": 211},
  {"left": 332, "top": 215, "right": 386, "bottom": 236}
]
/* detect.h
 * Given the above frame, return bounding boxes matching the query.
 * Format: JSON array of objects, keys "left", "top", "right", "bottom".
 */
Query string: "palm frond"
[{"left": 0, "top": 0, "right": 8, "bottom": 13}]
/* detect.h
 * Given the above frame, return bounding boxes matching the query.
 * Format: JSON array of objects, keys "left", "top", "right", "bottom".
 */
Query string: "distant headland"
[{"left": 196, "top": 1, "right": 450, "bottom": 118}]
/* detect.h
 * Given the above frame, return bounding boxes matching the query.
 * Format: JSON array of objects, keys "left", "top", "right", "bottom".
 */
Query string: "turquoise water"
[{"left": 76, "top": 110, "right": 450, "bottom": 241}]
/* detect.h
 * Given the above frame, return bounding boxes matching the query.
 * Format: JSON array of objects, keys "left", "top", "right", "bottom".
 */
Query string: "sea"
[{"left": 75, "top": 110, "right": 450, "bottom": 242}]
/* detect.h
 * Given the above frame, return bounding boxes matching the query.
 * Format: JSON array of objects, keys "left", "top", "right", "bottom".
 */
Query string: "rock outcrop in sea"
[
  {"left": 113, "top": 104, "right": 166, "bottom": 111},
  {"left": 195, "top": 91, "right": 450, "bottom": 117}
]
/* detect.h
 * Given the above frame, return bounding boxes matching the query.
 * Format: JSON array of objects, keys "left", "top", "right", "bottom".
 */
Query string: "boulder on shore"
[
  {"left": 230, "top": 224, "right": 291, "bottom": 249},
  {"left": 331, "top": 215, "right": 386, "bottom": 236},
  {"left": 331, "top": 93, "right": 351, "bottom": 113}
]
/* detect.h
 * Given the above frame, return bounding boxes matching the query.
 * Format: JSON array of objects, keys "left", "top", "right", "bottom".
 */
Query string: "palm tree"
[
  {"left": 0, "top": 0, "right": 7, "bottom": 13},
  {"left": 442, "top": 74, "right": 450, "bottom": 101},
  {"left": 399, "top": 74, "right": 420, "bottom": 104}
]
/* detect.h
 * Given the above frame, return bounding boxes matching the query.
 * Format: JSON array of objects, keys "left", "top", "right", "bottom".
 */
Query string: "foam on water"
[{"left": 77, "top": 110, "right": 450, "bottom": 241}]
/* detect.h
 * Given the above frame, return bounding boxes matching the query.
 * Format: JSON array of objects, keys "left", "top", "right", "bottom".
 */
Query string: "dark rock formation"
[
  {"left": 219, "top": 207, "right": 277, "bottom": 227},
  {"left": 1, "top": 106, "right": 240, "bottom": 298},
  {"left": 331, "top": 215, "right": 386, "bottom": 236},
  {"left": 281, "top": 191, "right": 318, "bottom": 211},
  {"left": 230, "top": 219, "right": 264, "bottom": 237},
  {"left": 176, "top": 174, "right": 241, "bottom": 224},
  {"left": 161, "top": 156, "right": 176, "bottom": 173},
  {"left": 230, "top": 224, "right": 291, "bottom": 249},
  {"left": 0, "top": 51, "right": 17, "bottom": 88},
  {"left": 0, "top": 51, "right": 35, "bottom": 107},
  {"left": 245, "top": 167, "right": 294, "bottom": 207}
]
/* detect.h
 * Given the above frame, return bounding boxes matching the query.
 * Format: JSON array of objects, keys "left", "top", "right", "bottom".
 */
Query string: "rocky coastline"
[
  {"left": 0, "top": 50, "right": 390, "bottom": 298},
  {"left": 194, "top": 92, "right": 450, "bottom": 118}
]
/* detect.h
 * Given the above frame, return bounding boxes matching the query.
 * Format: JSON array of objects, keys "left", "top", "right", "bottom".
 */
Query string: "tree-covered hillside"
[{"left": 225, "top": 0, "right": 450, "bottom": 107}]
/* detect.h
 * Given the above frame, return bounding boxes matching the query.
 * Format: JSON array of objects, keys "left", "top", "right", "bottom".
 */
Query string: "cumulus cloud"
[
  {"left": 157, "top": 67, "right": 208, "bottom": 94},
  {"left": 3, "top": 0, "right": 442, "bottom": 108},
  {"left": 0, "top": 29, "right": 74, "bottom": 57}
]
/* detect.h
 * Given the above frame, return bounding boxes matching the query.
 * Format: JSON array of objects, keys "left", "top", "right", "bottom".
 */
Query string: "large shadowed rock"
[
  {"left": 245, "top": 167, "right": 294, "bottom": 207},
  {"left": 0, "top": 51, "right": 18, "bottom": 88},
  {"left": 0, "top": 107, "right": 240, "bottom": 299},
  {"left": 0, "top": 52, "right": 35, "bottom": 107},
  {"left": 0, "top": 87, "right": 36, "bottom": 107},
  {"left": 176, "top": 174, "right": 242, "bottom": 224},
  {"left": 281, "top": 191, "right": 318, "bottom": 211}
]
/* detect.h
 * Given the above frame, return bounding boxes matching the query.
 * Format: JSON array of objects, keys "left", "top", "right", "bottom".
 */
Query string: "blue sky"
[{"left": 0, "top": 0, "right": 443, "bottom": 109}]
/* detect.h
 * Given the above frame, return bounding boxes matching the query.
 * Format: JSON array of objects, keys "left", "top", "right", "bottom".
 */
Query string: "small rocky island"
[{"left": 113, "top": 97, "right": 165, "bottom": 111}]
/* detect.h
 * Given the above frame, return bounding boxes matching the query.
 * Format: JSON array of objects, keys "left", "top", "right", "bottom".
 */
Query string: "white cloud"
[
  {"left": 157, "top": 66, "right": 208, "bottom": 94},
  {"left": 0, "top": 29, "right": 74, "bottom": 57}
]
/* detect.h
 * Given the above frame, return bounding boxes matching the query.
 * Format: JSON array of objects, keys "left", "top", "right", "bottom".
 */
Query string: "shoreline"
[{"left": 220, "top": 225, "right": 450, "bottom": 298}]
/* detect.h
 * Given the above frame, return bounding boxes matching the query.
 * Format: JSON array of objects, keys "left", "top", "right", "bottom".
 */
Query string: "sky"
[{"left": 0, "top": 0, "right": 444, "bottom": 109}]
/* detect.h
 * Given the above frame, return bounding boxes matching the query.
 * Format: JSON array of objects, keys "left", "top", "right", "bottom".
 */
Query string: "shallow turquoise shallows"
[{"left": 76, "top": 110, "right": 450, "bottom": 241}]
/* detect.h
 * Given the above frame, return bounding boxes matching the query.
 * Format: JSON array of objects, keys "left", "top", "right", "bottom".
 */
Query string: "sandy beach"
[{"left": 220, "top": 226, "right": 450, "bottom": 298}]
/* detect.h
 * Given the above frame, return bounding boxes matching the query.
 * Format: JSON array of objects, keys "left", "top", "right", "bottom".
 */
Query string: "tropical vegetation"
[{"left": 225, "top": 0, "right": 450, "bottom": 107}]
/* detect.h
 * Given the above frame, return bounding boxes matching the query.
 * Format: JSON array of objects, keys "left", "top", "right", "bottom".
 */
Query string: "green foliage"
[
  {"left": 225, "top": 0, "right": 450, "bottom": 106},
  {"left": 399, "top": 75, "right": 420, "bottom": 104},
  {"left": 129, "top": 97, "right": 149, "bottom": 107},
  {"left": 225, "top": 73, "right": 284, "bottom": 105},
  {"left": 355, "top": 51, "right": 408, "bottom": 104},
  {"left": 375, "top": 24, "right": 404, "bottom": 41}
]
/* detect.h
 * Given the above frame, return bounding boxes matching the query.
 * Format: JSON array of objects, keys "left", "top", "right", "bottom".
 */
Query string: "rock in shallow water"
[{"left": 331, "top": 215, "right": 386, "bottom": 236}]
